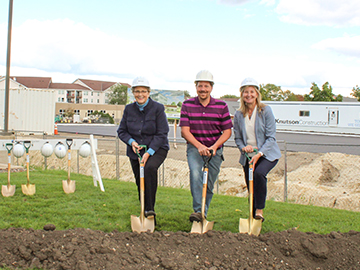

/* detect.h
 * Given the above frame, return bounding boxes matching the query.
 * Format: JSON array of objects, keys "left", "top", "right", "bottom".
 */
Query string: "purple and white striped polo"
[{"left": 179, "top": 96, "right": 233, "bottom": 147}]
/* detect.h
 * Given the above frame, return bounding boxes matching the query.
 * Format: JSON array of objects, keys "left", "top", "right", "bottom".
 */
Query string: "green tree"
[
  {"left": 304, "top": 82, "right": 342, "bottom": 101},
  {"left": 351, "top": 85, "right": 360, "bottom": 101},
  {"left": 108, "top": 84, "right": 128, "bottom": 105},
  {"left": 91, "top": 111, "right": 114, "bottom": 124},
  {"left": 259, "top": 84, "right": 297, "bottom": 101},
  {"left": 282, "top": 90, "right": 298, "bottom": 101},
  {"left": 184, "top": 90, "right": 191, "bottom": 100},
  {"left": 220, "top": 94, "right": 239, "bottom": 99}
]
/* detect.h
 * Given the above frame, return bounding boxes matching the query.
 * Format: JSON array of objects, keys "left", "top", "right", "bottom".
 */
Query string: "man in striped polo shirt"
[{"left": 180, "top": 70, "right": 233, "bottom": 223}]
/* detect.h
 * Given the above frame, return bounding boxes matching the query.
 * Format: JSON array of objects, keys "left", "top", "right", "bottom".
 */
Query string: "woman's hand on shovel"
[
  {"left": 131, "top": 141, "right": 143, "bottom": 153},
  {"left": 141, "top": 152, "right": 150, "bottom": 165},
  {"left": 249, "top": 152, "right": 262, "bottom": 169}
]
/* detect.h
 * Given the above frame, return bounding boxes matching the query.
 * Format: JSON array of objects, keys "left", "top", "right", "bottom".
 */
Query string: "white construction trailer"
[
  {"left": 0, "top": 88, "right": 56, "bottom": 135},
  {"left": 263, "top": 101, "right": 360, "bottom": 135}
]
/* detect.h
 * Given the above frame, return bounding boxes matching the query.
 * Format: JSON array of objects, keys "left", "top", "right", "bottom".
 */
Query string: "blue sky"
[{"left": 1, "top": 0, "right": 360, "bottom": 98}]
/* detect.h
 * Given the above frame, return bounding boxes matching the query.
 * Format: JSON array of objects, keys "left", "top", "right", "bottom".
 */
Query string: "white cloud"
[
  {"left": 1, "top": 18, "right": 358, "bottom": 98},
  {"left": 259, "top": 0, "right": 276, "bottom": 6},
  {"left": 0, "top": 19, "right": 153, "bottom": 78},
  {"left": 275, "top": 0, "right": 360, "bottom": 27},
  {"left": 312, "top": 35, "right": 360, "bottom": 58},
  {"left": 217, "top": 0, "right": 252, "bottom": 5}
]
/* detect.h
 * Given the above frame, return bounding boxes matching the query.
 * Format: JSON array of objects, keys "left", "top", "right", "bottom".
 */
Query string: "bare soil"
[
  {"left": 0, "top": 227, "right": 359, "bottom": 270},
  {"left": 1, "top": 137, "right": 360, "bottom": 269}
]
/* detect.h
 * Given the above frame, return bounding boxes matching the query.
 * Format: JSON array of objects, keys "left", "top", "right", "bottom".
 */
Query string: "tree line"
[
  {"left": 222, "top": 82, "right": 349, "bottom": 102},
  {"left": 108, "top": 82, "right": 360, "bottom": 105}
]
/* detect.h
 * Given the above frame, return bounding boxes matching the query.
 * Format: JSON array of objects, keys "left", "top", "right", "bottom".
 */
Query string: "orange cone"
[{"left": 54, "top": 123, "right": 59, "bottom": 135}]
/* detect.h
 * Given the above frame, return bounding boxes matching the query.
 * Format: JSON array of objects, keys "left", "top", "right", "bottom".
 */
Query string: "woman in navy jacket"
[
  {"left": 233, "top": 77, "right": 281, "bottom": 222},
  {"left": 117, "top": 76, "right": 169, "bottom": 219}
]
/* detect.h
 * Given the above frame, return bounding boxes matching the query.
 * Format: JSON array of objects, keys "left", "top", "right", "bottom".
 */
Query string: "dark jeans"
[
  {"left": 130, "top": 148, "right": 168, "bottom": 212},
  {"left": 243, "top": 157, "right": 278, "bottom": 212}
]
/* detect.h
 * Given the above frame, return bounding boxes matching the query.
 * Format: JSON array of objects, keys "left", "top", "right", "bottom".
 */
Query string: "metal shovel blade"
[
  {"left": 191, "top": 219, "right": 214, "bottom": 234},
  {"left": 1, "top": 185, "right": 16, "bottom": 197},
  {"left": 131, "top": 215, "right": 155, "bottom": 233},
  {"left": 239, "top": 218, "right": 262, "bottom": 236},
  {"left": 62, "top": 180, "right": 76, "bottom": 194},
  {"left": 250, "top": 219, "right": 263, "bottom": 236},
  {"left": 21, "top": 184, "right": 36, "bottom": 195}
]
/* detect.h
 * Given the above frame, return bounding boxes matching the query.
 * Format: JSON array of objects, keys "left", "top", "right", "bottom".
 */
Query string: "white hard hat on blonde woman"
[{"left": 240, "top": 77, "right": 259, "bottom": 91}]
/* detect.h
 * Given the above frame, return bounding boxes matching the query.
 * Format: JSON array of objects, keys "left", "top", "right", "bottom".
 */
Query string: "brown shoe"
[{"left": 189, "top": 212, "right": 202, "bottom": 222}]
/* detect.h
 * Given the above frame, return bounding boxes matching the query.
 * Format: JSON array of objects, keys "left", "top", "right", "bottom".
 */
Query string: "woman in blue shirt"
[{"left": 117, "top": 76, "right": 169, "bottom": 219}]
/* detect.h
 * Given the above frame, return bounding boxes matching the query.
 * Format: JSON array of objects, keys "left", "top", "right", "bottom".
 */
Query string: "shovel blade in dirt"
[
  {"left": 131, "top": 215, "right": 155, "bottom": 233},
  {"left": 239, "top": 218, "right": 262, "bottom": 236},
  {"left": 1, "top": 185, "right": 16, "bottom": 197},
  {"left": 21, "top": 184, "right": 36, "bottom": 196},
  {"left": 190, "top": 219, "right": 214, "bottom": 234},
  {"left": 62, "top": 180, "right": 76, "bottom": 194}
]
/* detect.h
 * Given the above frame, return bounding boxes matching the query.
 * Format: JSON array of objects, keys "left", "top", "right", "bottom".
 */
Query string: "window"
[
  {"left": 299, "top": 110, "right": 310, "bottom": 117},
  {"left": 97, "top": 99, "right": 100, "bottom": 103},
  {"left": 74, "top": 110, "right": 80, "bottom": 115},
  {"left": 59, "top": 109, "right": 65, "bottom": 115},
  {"left": 87, "top": 110, "right": 93, "bottom": 116},
  {"left": 83, "top": 98, "right": 88, "bottom": 103},
  {"left": 101, "top": 110, "right": 106, "bottom": 114},
  {"left": 84, "top": 91, "right": 88, "bottom": 96},
  {"left": 91, "top": 99, "right": 93, "bottom": 103},
  {"left": 91, "top": 92, "right": 93, "bottom": 96}
]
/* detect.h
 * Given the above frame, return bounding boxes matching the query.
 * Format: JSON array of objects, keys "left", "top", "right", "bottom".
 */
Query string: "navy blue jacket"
[{"left": 117, "top": 98, "right": 170, "bottom": 160}]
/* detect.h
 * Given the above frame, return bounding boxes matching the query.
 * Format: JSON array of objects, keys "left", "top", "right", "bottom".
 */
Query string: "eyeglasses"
[{"left": 133, "top": 90, "right": 149, "bottom": 95}]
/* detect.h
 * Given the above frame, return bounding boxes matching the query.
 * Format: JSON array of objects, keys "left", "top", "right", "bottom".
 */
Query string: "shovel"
[
  {"left": 62, "top": 139, "right": 75, "bottom": 194},
  {"left": 239, "top": 150, "right": 263, "bottom": 236},
  {"left": 2, "top": 143, "right": 15, "bottom": 197},
  {"left": 131, "top": 145, "right": 155, "bottom": 233},
  {"left": 21, "top": 141, "right": 36, "bottom": 195},
  {"left": 191, "top": 150, "right": 214, "bottom": 234}
]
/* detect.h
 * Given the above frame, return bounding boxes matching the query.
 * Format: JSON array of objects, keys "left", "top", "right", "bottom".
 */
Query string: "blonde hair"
[{"left": 238, "top": 85, "right": 266, "bottom": 116}]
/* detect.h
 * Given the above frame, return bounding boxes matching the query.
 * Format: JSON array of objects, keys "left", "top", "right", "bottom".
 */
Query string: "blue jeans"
[{"left": 187, "top": 144, "right": 223, "bottom": 216}]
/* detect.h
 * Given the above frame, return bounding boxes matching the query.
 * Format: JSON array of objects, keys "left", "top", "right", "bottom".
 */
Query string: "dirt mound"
[{"left": 0, "top": 227, "right": 359, "bottom": 270}]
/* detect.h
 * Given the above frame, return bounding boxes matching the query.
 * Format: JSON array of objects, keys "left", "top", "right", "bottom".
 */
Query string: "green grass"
[{"left": 0, "top": 167, "right": 359, "bottom": 234}]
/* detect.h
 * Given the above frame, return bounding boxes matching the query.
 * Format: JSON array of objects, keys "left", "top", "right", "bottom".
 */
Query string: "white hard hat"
[
  {"left": 54, "top": 142, "right": 66, "bottom": 159},
  {"left": 132, "top": 76, "right": 150, "bottom": 89},
  {"left": 240, "top": 77, "right": 259, "bottom": 91},
  {"left": 79, "top": 142, "right": 91, "bottom": 158},
  {"left": 13, "top": 143, "right": 25, "bottom": 158},
  {"left": 41, "top": 142, "right": 54, "bottom": 157},
  {"left": 194, "top": 70, "right": 214, "bottom": 84}
]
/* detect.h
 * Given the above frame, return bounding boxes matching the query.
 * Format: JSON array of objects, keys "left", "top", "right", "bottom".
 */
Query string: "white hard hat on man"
[{"left": 194, "top": 70, "right": 214, "bottom": 85}]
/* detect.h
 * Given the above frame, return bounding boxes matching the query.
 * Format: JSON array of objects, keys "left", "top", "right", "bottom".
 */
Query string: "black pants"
[
  {"left": 243, "top": 157, "right": 278, "bottom": 212},
  {"left": 130, "top": 148, "right": 168, "bottom": 212}
]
